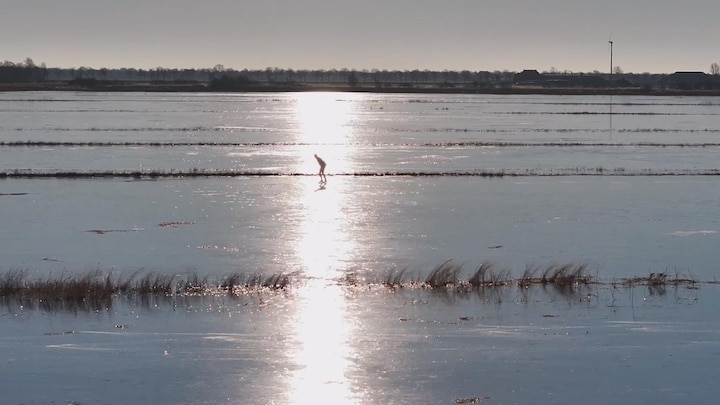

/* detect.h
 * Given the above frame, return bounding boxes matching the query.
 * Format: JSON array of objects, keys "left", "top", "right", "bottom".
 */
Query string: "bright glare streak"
[
  {"left": 286, "top": 93, "right": 359, "bottom": 404},
  {"left": 294, "top": 92, "right": 356, "bottom": 175},
  {"left": 289, "top": 284, "right": 355, "bottom": 405},
  {"left": 294, "top": 181, "right": 353, "bottom": 278},
  {"left": 295, "top": 92, "right": 353, "bottom": 144}
]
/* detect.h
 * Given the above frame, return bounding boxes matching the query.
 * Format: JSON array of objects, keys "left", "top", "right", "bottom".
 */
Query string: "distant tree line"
[
  {"left": 0, "top": 58, "right": 48, "bottom": 82},
  {"left": 3, "top": 58, "right": 720, "bottom": 91},
  {"left": 207, "top": 74, "right": 259, "bottom": 91}
]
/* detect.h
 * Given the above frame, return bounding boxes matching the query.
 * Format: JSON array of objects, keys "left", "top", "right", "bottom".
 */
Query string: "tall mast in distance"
[{"left": 609, "top": 38, "right": 614, "bottom": 85}]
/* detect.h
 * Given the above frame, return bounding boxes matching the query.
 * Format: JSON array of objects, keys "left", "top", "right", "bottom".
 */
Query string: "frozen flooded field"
[
  {"left": 2, "top": 91, "right": 719, "bottom": 279},
  {"left": 1, "top": 91, "right": 719, "bottom": 404},
  {"left": 2, "top": 284, "right": 718, "bottom": 405},
  {"left": 1, "top": 175, "right": 719, "bottom": 282}
]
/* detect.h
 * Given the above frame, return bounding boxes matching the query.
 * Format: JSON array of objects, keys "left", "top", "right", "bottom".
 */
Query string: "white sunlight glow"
[
  {"left": 287, "top": 93, "right": 359, "bottom": 404},
  {"left": 288, "top": 283, "right": 356, "bottom": 404},
  {"left": 296, "top": 92, "right": 353, "bottom": 144},
  {"left": 294, "top": 92, "right": 356, "bottom": 175}
]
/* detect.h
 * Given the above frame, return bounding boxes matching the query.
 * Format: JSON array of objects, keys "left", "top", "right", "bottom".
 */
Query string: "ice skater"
[{"left": 314, "top": 154, "right": 327, "bottom": 183}]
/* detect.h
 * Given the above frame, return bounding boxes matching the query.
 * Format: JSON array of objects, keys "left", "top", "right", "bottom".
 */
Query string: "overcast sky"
[{"left": 2, "top": 0, "right": 718, "bottom": 74}]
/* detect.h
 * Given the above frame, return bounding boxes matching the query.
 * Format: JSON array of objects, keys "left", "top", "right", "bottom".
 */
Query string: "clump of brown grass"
[
  {"left": 0, "top": 269, "right": 294, "bottom": 308},
  {"left": 518, "top": 265, "right": 540, "bottom": 288},
  {"left": 620, "top": 270, "right": 696, "bottom": 288},
  {"left": 3, "top": 262, "right": 713, "bottom": 312},
  {"left": 540, "top": 263, "right": 594, "bottom": 286},
  {"left": 0, "top": 269, "right": 26, "bottom": 295},
  {"left": 423, "top": 260, "right": 461, "bottom": 288},
  {"left": 176, "top": 273, "right": 209, "bottom": 295},
  {"left": 219, "top": 273, "right": 243, "bottom": 292},
  {"left": 136, "top": 272, "right": 176, "bottom": 295},
  {"left": 25, "top": 270, "right": 115, "bottom": 302},
  {"left": 379, "top": 268, "right": 410, "bottom": 288},
  {"left": 1, "top": 269, "right": 117, "bottom": 311},
  {"left": 373, "top": 261, "right": 589, "bottom": 291},
  {"left": 468, "top": 261, "right": 511, "bottom": 287},
  {"left": 217, "top": 272, "right": 293, "bottom": 294},
  {"left": 262, "top": 272, "right": 292, "bottom": 289}
]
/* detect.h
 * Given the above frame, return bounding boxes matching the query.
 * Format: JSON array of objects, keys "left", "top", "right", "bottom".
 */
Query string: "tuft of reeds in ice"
[
  {"left": 468, "top": 261, "right": 511, "bottom": 287},
  {"left": 0, "top": 268, "right": 294, "bottom": 311},
  {"left": 423, "top": 260, "right": 461, "bottom": 288},
  {"left": 1, "top": 262, "right": 709, "bottom": 312}
]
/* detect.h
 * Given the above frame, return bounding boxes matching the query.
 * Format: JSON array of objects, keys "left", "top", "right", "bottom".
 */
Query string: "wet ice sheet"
[
  {"left": 2, "top": 175, "right": 719, "bottom": 282},
  {"left": 3, "top": 90, "right": 720, "bottom": 405},
  {"left": 2, "top": 92, "right": 719, "bottom": 144},
  {"left": 1, "top": 285, "right": 718, "bottom": 405},
  {"left": 1, "top": 176, "right": 719, "bottom": 281},
  {"left": 2, "top": 144, "right": 720, "bottom": 175}
]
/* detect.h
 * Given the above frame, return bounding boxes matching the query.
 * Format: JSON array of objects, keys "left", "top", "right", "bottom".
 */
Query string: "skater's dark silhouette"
[{"left": 314, "top": 154, "right": 327, "bottom": 183}]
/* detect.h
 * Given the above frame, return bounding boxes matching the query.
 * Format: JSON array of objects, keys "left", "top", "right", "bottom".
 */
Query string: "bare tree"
[{"left": 711, "top": 62, "right": 720, "bottom": 75}]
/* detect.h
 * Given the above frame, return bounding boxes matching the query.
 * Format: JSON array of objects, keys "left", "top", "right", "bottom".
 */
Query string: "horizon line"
[{"left": 4, "top": 59, "right": 704, "bottom": 76}]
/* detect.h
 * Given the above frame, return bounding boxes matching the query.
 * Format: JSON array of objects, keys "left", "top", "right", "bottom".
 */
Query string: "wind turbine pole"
[{"left": 609, "top": 40, "right": 613, "bottom": 85}]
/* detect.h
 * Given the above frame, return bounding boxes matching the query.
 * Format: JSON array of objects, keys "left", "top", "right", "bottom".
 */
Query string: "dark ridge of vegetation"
[
  {"left": 4, "top": 125, "right": 720, "bottom": 135},
  {"left": 618, "top": 271, "right": 698, "bottom": 288},
  {"left": 612, "top": 271, "right": 701, "bottom": 297},
  {"left": 422, "top": 260, "right": 599, "bottom": 289},
  {"left": 3, "top": 58, "right": 720, "bottom": 95},
  {"left": 158, "top": 221, "right": 196, "bottom": 228},
  {"left": 207, "top": 74, "right": 262, "bottom": 91},
  {"left": 3, "top": 140, "right": 720, "bottom": 148},
  {"left": 4, "top": 127, "right": 720, "bottom": 136},
  {"left": 371, "top": 261, "right": 701, "bottom": 298},
  {"left": 0, "top": 269, "right": 294, "bottom": 311},
  {"left": 378, "top": 260, "right": 596, "bottom": 291},
  {"left": 0, "top": 59, "right": 48, "bottom": 83},
  {"left": 85, "top": 228, "right": 141, "bottom": 235},
  {"left": 455, "top": 396, "right": 491, "bottom": 404},
  {"left": 68, "top": 78, "right": 100, "bottom": 88},
  {"left": 0, "top": 263, "right": 707, "bottom": 311},
  {"left": 2, "top": 168, "right": 720, "bottom": 180}
]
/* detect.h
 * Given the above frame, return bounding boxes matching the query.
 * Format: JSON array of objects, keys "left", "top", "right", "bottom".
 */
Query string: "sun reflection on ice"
[
  {"left": 292, "top": 91, "right": 359, "bottom": 279},
  {"left": 286, "top": 93, "right": 360, "bottom": 404},
  {"left": 293, "top": 92, "right": 358, "bottom": 175},
  {"left": 295, "top": 180, "right": 354, "bottom": 277},
  {"left": 288, "top": 283, "right": 356, "bottom": 404}
]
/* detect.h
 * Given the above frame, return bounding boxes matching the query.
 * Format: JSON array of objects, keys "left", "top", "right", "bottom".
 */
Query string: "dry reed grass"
[
  {"left": 468, "top": 261, "right": 511, "bottom": 287},
  {"left": 0, "top": 269, "right": 293, "bottom": 310},
  {"left": 619, "top": 271, "right": 697, "bottom": 288},
  {"left": 0, "top": 262, "right": 707, "bottom": 311},
  {"left": 377, "top": 260, "right": 594, "bottom": 291}
]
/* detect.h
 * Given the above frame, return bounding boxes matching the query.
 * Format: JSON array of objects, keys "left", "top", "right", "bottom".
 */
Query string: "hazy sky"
[{"left": 2, "top": 0, "right": 719, "bottom": 74}]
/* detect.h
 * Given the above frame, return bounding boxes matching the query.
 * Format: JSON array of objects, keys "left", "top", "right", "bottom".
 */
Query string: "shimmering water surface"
[
  {"left": 1, "top": 92, "right": 719, "bottom": 404},
  {"left": 2, "top": 92, "right": 719, "bottom": 280},
  {"left": 3, "top": 287, "right": 719, "bottom": 405}
]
